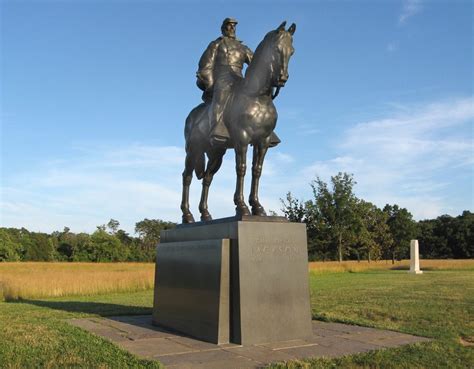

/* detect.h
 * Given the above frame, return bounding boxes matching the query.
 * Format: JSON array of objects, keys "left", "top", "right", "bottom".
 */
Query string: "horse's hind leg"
[
  {"left": 234, "top": 145, "right": 251, "bottom": 217},
  {"left": 199, "top": 148, "right": 225, "bottom": 221},
  {"left": 249, "top": 143, "right": 269, "bottom": 216},
  {"left": 181, "top": 151, "right": 195, "bottom": 223}
]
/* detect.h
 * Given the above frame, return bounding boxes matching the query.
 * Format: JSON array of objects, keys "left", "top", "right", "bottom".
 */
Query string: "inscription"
[{"left": 250, "top": 236, "right": 303, "bottom": 261}]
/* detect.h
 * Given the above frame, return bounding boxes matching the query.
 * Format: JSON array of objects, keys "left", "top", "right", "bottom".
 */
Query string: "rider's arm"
[
  {"left": 196, "top": 39, "right": 220, "bottom": 91},
  {"left": 244, "top": 46, "right": 254, "bottom": 65}
]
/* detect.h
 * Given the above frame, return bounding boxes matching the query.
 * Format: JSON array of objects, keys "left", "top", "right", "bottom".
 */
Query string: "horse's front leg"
[
  {"left": 249, "top": 142, "right": 269, "bottom": 216},
  {"left": 234, "top": 144, "right": 251, "bottom": 217}
]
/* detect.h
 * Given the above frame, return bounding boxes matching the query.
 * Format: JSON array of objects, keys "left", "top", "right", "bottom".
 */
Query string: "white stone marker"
[{"left": 409, "top": 240, "right": 423, "bottom": 274}]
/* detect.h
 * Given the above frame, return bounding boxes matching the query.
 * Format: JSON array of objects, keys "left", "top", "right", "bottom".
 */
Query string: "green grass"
[
  {"left": 1, "top": 271, "right": 473, "bottom": 368},
  {"left": 270, "top": 270, "right": 474, "bottom": 369},
  {"left": 0, "top": 291, "right": 160, "bottom": 369}
]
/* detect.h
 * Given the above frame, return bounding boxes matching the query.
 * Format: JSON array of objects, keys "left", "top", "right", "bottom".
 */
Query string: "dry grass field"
[
  {"left": 308, "top": 259, "right": 474, "bottom": 273},
  {"left": 0, "top": 262, "right": 155, "bottom": 301},
  {"left": 1, "top": 259, "right": 473, "bottom": 301}
]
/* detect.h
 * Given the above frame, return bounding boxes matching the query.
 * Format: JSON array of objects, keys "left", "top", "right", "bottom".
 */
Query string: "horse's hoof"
[
  {"left": 252, "top": 206, "right": 267, "bottom": 216},
  {"left": 200, "top": 210, "right": 213, "bottom": 222},
  {"left": 182, "top": 213, "right": 195, "bottom": 224},
  {"left": 235, "top": 204, "right": 251, "bottom": 217}
]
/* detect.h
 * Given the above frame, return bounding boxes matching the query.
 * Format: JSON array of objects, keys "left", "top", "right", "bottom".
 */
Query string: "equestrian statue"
[{"left": 180, "top": 18, "right": 296, "bottom": 223}]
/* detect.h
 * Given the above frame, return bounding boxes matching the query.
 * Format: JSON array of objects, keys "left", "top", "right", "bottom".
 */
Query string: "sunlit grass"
[
  {"left": 1, "top": 259, "right": 472, "bottom": 301},
  {"left": 0, "top": 262, "right": 155, "bottom": 301},
  {"left": 308, "top": 259, "right": 474, "bottom": 274},
  {"left": 1, "top": 270, "right": 472, "bottom": 368},
  {"left": 269, "top": 270, "right": 474, "bottom": 368}
]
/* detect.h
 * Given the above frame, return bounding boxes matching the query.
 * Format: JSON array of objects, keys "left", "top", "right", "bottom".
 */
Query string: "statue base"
[{"left": 152, "top": 216, "right": 312, "bottom": 345}]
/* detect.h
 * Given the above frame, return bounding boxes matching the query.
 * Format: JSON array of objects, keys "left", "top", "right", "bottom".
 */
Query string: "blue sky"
[{"left": 1, "top": 0, "right": 473, "bottom": 234}]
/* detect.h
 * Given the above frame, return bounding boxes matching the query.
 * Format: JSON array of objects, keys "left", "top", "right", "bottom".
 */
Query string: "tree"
[
  {"left": 0, "top": 229, "right": 21, "bottom": 261},
  {"left": 353, "top": 200, "right": 376, "bottom": 262},
  {"left": 312, "top": 173, "right": 358, "bottom": 262},
  {"left": 281, "top": 192, "right": 331, "bottom": 260},
  {"left": 451, "top": 211, "right": 474, "bottom": 258},
  {"left": 417, "top": 218, "right": 448, "bottom": 258},
  {"left": 417, "top": 211, "right": 474, "bottom": 259},
  {"left": 71, "top": 233, "right": 92, "bottom": 261},
  {"left": 383, "top": 204, "right": 416, "bottom": 263},
  {"left": 54, "top": 227, "right": 74, "bottom": 261},
  {"left": 87, "top": 229, "right": 127, "bottom": 262},
  {"left": 135, "top": 219, "right": 176, "bottom": 251},
  {"left": 107, "top": 219, "right": 120, "bottom": 234},
  {"left": 280, "top": 192, "right": 306, "bottom": 222},
  {"left": 116, "top": 229, "right": 133, "bottom": 246},
  {"left": 353, "top": 200, "right": 393, "bottom": 262},
  {"left": 20, "top": 231, "right": 55, "bottom": 261},
  {"left": 281, "top": 173, "right": 359, "bottom": 261}
]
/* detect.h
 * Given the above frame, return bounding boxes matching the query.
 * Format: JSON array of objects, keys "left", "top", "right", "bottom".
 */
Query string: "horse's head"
[
  {"left": 245, "top": 22, "right": 296, "bottom": 95},
  {"left": 267, "top": 21, "right": 296, "bottom": 87}
]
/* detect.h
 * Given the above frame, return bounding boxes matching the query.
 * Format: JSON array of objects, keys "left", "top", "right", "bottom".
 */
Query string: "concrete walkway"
[{"left": 69, "top": 315, "right": 430, "bottom": 369}]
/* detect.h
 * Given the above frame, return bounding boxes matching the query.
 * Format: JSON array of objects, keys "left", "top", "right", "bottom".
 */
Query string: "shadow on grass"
[
  {"left": 390, "top": 266, "right": 439, "bottom": 271},
  {"left": 9, "top": 299, "right": 152, "bottom": 316}
]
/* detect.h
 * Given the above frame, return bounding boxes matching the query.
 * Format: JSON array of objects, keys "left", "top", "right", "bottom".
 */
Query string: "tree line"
[
  {"left": 0, "top": 219, "right": 176, "bottom": 262},
  {"left": 281, "top": 172, "right": 473, "bottom": 262},
  {"left": 0, "top": 172, "right": 472, "bottom": 262}
]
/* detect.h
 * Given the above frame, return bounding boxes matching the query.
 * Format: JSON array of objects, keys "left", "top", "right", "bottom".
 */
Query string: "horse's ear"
[
  {"left": 277, "top": 21, "right": 287, "bottom": 32},
  {"left": 288, "top": 23, "right": 296, "bottom": 35}
]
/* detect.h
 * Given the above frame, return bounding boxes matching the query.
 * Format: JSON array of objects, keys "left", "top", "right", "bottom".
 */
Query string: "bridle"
[{"left": 271, "top": 86, "right": 281, "bottom": 100}]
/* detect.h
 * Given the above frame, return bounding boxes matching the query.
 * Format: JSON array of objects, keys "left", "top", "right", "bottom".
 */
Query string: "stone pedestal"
[
  {"left": 409, "top": 239, "right": 423, "bottom": 274},
  {"left": 152, "top": 239, "right": 230, "bottom": 344},
  {"left": 152, "top": 216, "right": 312, "bottom": 345}
]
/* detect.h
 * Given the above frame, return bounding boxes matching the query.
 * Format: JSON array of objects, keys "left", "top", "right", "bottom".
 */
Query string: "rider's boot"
[
  {"left": 210, "top": 120, "right": 230, "bottom": 147},
  {"left": 269, "top": 132, "right": 281, "bottom": 147}
]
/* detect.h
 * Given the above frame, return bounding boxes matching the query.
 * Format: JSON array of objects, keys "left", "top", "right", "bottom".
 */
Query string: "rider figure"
[{"left": 196, "top": 18, "right": 253, "bottom": 146}]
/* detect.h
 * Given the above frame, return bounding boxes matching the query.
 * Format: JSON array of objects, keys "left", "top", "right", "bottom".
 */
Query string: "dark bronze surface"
[
  {"left": 153, "top": 239, "right": 230, "bottom": 344},
  {"left": 181, "top": 20, "right": 296, "bottom": 223},
  {"left": 176, "top": 215, "right": 288, "bottom": 229}
]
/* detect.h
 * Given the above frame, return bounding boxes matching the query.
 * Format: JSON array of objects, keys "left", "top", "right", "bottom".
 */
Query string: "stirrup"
[{"left": 211, "top": 135, "right": 228, "bottom": 146}]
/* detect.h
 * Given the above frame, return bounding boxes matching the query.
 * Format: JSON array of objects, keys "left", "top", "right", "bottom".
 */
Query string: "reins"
[{"left": 271, "top": 86, "right": 281, "bottom": 100}]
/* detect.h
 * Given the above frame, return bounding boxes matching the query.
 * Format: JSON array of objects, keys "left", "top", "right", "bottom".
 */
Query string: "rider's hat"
[{"left": 222, "top": 17, "right": 238, "bottom": 25}]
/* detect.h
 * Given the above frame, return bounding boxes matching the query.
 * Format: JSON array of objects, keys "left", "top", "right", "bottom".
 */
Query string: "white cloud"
[
  {"left": 297, "top": 123, "right": 320, "bottom": 136},
  {"left": 2, "top": 98, "right": 472, "bottom": 232},
  {"left": 0, "top": 143, "right": 294, "bottom": 233},
  {"left": 274, "top": 152, "right": 295, "bottom": 163},
  {"left": 399, "top": 0, "right": 423, "bottom": 24},
  {"left": 299, "top": 97, "right": 474, "bottom": 220}
]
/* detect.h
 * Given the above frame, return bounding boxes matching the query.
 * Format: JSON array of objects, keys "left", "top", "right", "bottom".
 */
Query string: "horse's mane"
[{"left": 245, "top": 31, "right": 278, "bottom": 77}]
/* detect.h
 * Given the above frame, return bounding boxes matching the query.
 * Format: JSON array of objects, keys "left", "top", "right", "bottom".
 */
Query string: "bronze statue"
[
  {"left": 197, "top": 18, "right": 253, "bottom": 145},
  {"left": 181, "top": 20, "right": 296, "bottom": 223}
]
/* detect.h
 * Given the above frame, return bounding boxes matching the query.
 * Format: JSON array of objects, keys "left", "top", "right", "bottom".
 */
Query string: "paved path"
[{"left": 69, "top": 315, "right": 430, "bottom": 368}]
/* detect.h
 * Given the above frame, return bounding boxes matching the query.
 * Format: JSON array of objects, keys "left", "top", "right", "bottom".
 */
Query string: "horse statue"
[{"left": 180, "top": 21, "right": 296, "bottom": 223}]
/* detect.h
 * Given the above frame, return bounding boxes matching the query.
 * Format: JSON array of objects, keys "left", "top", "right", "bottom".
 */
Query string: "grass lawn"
[
  {"left": 271, "top": 270, "right": 474, "bottom": 368},
  {"left": 1, "top": 270, "right": 473, "bottom": 368}
]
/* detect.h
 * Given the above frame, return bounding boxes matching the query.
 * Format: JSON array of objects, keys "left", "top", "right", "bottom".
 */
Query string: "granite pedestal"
[{"left": 152, "top": 216, "right": 312, "bottom": 346}]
